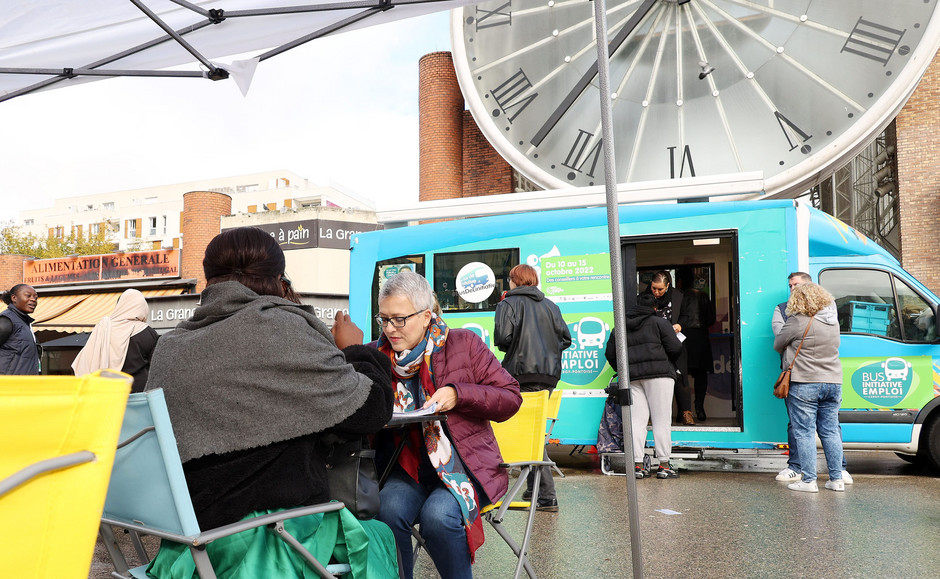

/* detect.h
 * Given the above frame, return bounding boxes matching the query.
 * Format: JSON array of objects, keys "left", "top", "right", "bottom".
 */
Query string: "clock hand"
[{"left": 530, "top": 0, "right": 660, "bottom": 147}]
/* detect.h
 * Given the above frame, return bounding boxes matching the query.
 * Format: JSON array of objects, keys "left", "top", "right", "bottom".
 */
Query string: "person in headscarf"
[
  {"left": 71, "top": 289, "right": 159, "bottom": 392},
  {"left": 370, "top": 271, "right": 521, "bottom": 579},
  {"left": 0, "top": 284, "right": 40, "bottom": 375}
]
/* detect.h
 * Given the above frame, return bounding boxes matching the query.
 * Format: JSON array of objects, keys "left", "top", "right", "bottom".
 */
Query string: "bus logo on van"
[
  {"left": 850, "top": 357, "right": 915, "bottom": 407},
  {"left": 561, "top": 315, "right": 611, "bottom": 386}
]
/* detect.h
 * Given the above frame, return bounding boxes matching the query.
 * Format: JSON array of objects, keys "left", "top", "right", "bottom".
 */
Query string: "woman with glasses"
[
  {"left": 145, "top": 226, "right": 399, "bottom": 578},
  {"left": 370, "top": 271, "right": 521, "bottom": 579}
]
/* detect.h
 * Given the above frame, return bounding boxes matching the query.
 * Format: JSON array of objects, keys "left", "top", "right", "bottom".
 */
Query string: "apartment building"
[{"left": 17, "top": 170, "right": 375, "bottom": 252}]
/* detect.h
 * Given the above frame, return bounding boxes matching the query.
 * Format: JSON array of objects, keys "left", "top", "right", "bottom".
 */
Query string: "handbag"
[
  {"left": 321, "top": 433, "right": 380, "bottom": 520},
  {"left": 774, "top": 317, "right": 814, "bottom": 399}
]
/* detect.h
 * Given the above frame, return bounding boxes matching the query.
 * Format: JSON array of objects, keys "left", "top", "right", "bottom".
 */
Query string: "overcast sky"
[{"left": 0, "top": 11, "right": 452, "bottom": 223}]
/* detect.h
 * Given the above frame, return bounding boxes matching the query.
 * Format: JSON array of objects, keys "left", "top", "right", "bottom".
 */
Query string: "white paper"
[
  {"left": 392, "top": 402, "right": 438, "bottom": 419},
  {"left": 656, "top": 509, "right": 682, "bottom": 515},
  {"left": 676, "top": 332, "right": 687, "bottom": 342}
]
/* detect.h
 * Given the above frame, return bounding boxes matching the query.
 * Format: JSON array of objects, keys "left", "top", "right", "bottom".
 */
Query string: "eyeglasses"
[{"left": 375, "top": 310, "right": 424, "bottom": 328}]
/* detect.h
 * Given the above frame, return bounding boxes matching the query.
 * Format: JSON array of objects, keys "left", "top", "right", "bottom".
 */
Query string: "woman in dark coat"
[
  {"left": 145, "top": 227, "right": 398, "bottom": 577},
  {"left": 642, "top": 270, "right": 694, "bottom": 425},
  {"left": 676, "top": 267, "right": 716, "bottom": 421},
  {"left": 606, "top": 292, "right": 683, "bottom": 479},
  {"left": 493, "top": 263, "right": 571, "bottom": 511}
]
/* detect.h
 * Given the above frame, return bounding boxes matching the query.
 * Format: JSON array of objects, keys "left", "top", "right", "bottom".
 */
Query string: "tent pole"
[
  {"left": 128, "top": 0, "right": 227, "bottom": 78},
  {"left": 592, "top": 0, "right": 645, "bottom": 576}
]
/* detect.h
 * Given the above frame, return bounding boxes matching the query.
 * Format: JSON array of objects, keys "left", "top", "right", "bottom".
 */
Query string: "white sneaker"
[
  {"left": 842, "top": 470, "right": 854, "bottom": 484},
  {"left": 787, "top": 480, "right": 819, "bottom": 493},
  {"left": 776, "top": 467, "right": 801, "bottom": 482},
  {"left": 825, "top": 479, "right": 845, "bottom": 492}
]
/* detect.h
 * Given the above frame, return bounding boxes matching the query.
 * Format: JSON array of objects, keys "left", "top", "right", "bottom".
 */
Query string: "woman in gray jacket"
[{"left": 774, "top": 283, "right": 845, "bottom": 493}]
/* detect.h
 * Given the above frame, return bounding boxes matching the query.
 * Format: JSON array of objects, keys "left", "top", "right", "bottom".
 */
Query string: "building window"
[
  {"left": 127, "top": 220, "right": 137, "bottom": 238},
  {"left": 24, "top": 219, "right": 33, "bottom": 226},
  {"left": 162, "top": 215, "right": 167, "bottom": 235},
  {"left": 91, "top": 223, "right": 100, "bottom": 235},
  {"left": 54, "top": 226, "right": 64, "bottom": 238},
  {"left": 147, "top": 216, "right": 158, "bottom": 237},
  {"left": 103, "top": 202, "right": 115, "bottom": 211}
]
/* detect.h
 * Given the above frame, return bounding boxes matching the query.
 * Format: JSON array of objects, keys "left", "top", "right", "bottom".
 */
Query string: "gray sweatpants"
[{"left": 629, "top": 377, "right": 675, "bottom": 464}]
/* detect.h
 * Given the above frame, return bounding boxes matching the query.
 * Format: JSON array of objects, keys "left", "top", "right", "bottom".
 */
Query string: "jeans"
[
  {"left": 785, "top": 392, "right": 848, "bottom": 472},
  {"left": 377, "top": 469, "right": 472, "bottom": 579},
  {"left": 787, "top": 382, "right": 844, "bottom": 483}
]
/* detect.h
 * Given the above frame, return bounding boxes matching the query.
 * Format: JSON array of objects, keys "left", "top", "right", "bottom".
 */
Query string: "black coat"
[
  {"left": 494, "top": 285, "right": 572, "bottom": 387},
  {"left": 605, "top": 305, "right": 683, "bottom": 382},
  {"left": 182, "top": 345, "right": 393, "bottom": 529},
  {"left": 121, "top": 327, "right": 160, "bottom": 393},
  {"left": 680, "top": 288, "right": 716, "bottom": 371}
]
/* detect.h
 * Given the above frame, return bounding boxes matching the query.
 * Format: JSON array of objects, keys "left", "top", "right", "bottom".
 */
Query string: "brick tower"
[{"left": 180, "top": 191, "right": 232, "bottom": 292}]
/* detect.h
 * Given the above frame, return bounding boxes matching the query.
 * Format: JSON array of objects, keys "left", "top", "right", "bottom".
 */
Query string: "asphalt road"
[{"left": 91, "top": 448, "right": 940, "bottom": 578}]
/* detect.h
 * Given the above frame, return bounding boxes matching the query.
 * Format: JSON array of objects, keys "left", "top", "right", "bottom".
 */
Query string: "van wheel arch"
[{"left": 917, "top": 411, "right": 940, "bottom": 472}]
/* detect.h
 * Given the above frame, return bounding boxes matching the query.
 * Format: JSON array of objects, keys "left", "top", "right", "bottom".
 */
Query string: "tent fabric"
[
  {"left": 0, "top": 0, "right": 473, "bottom": 101},
  {"left": 16, "top": 288, "right": 185, "bottom": 334}
]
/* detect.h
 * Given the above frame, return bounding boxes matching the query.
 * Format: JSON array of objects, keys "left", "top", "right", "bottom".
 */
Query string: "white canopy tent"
[{"left": 0, "top": 0, "right": 474, "bottom": 100}]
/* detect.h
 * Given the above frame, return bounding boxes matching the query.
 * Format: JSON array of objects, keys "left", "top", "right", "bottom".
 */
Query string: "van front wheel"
[{"left": 918, "top": 414, "right": 940, "bottom": 472}]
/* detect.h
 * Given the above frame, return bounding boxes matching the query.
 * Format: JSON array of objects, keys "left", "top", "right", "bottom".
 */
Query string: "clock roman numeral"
[
  {"left": 841, "top": 17, "right": 906, "bottom": 66},
  {"left": 490, "top": 69, "right": 538, "bottom": 124},
  {"left": 774, "top": 111, "right": 813, "bottom": 153},
  {"left": 668, "top": 145, "right": 696, "bottom": 179},
  {"left": 475, "top": 2, "right": 512, "bottom": 31},
  {"left": 562, "top": 130, "right": 602, "bottom": 179}
]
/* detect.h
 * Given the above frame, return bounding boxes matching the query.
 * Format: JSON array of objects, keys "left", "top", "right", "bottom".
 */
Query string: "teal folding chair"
[{"left": 98, "top": 389, "right": 351, "bottom": 579}]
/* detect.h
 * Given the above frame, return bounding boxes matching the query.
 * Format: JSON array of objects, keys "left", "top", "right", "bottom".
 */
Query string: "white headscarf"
[{"left": 71, "top": 289, "right": 150, "bottom": 376}]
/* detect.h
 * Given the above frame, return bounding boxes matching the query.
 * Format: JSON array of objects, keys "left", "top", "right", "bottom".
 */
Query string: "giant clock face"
[{"left": 453, "top": 0, "right": 940, "bottom": 196}]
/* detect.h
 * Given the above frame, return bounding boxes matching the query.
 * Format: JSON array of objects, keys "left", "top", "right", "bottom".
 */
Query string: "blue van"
[{"left": 349, "top": 201, "right": 940, "bottom": 468}]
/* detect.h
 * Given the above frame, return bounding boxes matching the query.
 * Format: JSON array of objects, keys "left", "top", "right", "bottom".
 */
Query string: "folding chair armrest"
[
  {"left": 0, "top": 451, "right": 95, "bottom": 498},
  {"left": 195, "top": 501, "right": 345, "bottom": 544}
]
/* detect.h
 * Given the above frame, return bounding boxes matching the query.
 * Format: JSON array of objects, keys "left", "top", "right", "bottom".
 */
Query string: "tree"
[{"left": 0, "top": 223, "right": 117, "bottom": 258}]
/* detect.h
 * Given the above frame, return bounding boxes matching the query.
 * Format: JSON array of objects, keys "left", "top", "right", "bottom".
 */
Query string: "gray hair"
[{"left": 379, "top": 271, "right": 435, "bottom": 312}]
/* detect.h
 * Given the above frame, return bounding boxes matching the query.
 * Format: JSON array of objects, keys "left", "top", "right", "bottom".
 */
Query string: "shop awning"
[{"left": 5, "top": 288, "right": 187, "bottom": 334}]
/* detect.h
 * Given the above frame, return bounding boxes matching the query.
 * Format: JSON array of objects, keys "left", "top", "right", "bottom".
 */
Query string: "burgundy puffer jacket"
[{"left": 431, "top": 329, "right": 522, "bottom": 504}]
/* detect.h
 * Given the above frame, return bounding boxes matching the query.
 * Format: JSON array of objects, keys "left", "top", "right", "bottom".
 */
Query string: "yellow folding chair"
[
  {"left": 545, "top": 389, "right": 565, "bottom": 479},
  {"left": 0, "top": 372, "right": 131, "bottom": 577},
  {"left": 483, "top": 390, "right": 554, "bottom": 579}
]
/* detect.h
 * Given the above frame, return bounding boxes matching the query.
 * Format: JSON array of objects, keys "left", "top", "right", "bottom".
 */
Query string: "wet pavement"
[{"left": 91, "top": 448, "right": 940, "bottom": 578}]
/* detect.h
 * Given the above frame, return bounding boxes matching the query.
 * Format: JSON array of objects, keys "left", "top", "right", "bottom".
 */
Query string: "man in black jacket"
[{"left": 494, "top": 264, "right": 571, "bottom": 511}]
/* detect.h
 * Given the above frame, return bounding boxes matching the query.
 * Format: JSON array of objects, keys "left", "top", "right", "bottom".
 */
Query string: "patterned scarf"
[{"left": 377, "top": 315, "right": 486, "bottom": 559}]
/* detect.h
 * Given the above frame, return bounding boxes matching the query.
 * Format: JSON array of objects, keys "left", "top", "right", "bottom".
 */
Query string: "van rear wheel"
[{"left": 918, "top": 414, "right": 940, "bottom": 472}]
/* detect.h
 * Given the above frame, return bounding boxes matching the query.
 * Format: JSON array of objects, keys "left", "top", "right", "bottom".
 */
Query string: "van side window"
[
  {"left": 819, "top": 269, "right": 899, "bottom": 338},
  {"left": 895, "top": 278, "right": 936, "bottom": 342},
  {"left": 820, "top": 269, "right": 936, "bottom": 342},
  {"left": 433, "top": 248, "right": 518, "bottom": 312}
]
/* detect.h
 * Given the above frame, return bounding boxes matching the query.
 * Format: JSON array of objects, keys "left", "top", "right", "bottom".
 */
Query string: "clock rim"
[{"left": 450, "top": 3, "right": 940, "bottom": 197}]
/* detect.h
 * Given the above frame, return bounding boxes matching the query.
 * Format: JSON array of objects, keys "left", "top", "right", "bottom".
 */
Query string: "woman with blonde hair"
[
  {"left": 71, "top": 288, "right": 159, "bottom": 391},
  {"left": 774, "top": 282, "right": 846, "bottom": 492}
]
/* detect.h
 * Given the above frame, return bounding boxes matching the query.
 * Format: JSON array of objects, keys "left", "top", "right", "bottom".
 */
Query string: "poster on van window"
[
  {"left": 842, "top": 355, "right": 936, "bottom": 408},
  {"left": 541, "top": 254, "right": 612, "bottom": 303}
]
